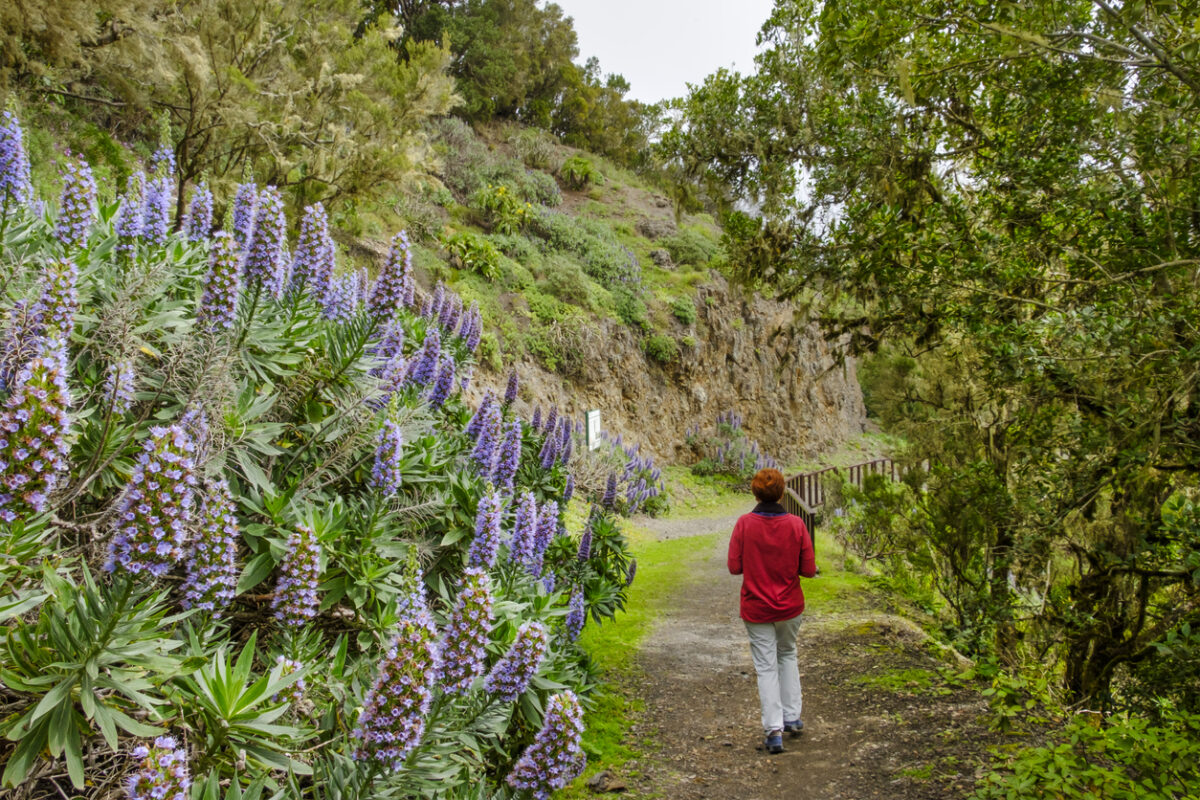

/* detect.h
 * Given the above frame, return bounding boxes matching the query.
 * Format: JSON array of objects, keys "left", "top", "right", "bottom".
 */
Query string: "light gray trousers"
[{"left": 743, "top": 615, "right": 804, "bottom": 734}]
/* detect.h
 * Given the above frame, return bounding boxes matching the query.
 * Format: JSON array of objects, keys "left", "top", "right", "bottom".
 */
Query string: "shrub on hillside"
[
  {"left": 539, "top": 255, "right": 597, "bottom": 311},
  {"left": 510, "top": 126, "right": 563, "bottom": 171},
  {"left": 663, "top": 228, "right": 719, "bottom": 267},
  {"left": 643, "top": 334, "right": 679, "bottom": 364},
  {"left": 671, "top": 295, "right": 697, "bottom": 325},
  {"left": 442, "top": 229, "right": 501, "bottom": 279},
  {"left": 471, "top": 183, "right": 533, "bottom": 234},
  {"left": 559, "top": 155, "right": 602, "bottom": 189}
]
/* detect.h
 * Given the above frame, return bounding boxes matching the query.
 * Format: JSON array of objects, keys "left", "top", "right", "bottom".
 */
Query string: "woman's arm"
[
  {"left": 727, "top": 519, "right": 744, "bottom": 575},
  {"left": 797, "top": 519, "right": 817, "bottom": 578}
]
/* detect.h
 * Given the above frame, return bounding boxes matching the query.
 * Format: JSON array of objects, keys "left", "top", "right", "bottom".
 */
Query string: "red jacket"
[{"left": 728, "top": 503, "right": 817, "bottom": 623}]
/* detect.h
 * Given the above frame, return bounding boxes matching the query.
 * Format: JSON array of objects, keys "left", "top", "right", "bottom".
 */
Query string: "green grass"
[
  {"left": 853, "top": 667, "right": 939, "bottom": 694},
  {"left": 658, "top": 465, "right": 743, "bottom": 519},
  {"left": 563, "top": 525, "right": 721, "bottom": 797}
]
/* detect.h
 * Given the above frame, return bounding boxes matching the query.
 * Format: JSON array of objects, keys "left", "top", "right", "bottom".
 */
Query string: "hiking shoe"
[
  {"left": 784, "top": 719, "right": 805, "bottom": 735},
  {"left": 764, "top": 731, "right": 784, "bottom": 754}
]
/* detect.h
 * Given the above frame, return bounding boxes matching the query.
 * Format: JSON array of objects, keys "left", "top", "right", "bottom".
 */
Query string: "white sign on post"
[{"left": 586, "top": 410, "right": 601, "bottom": 451}]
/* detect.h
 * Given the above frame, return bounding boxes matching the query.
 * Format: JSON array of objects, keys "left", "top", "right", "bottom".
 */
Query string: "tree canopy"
[{"left": 666, "top": 0, "right": 1200, "bottom": 706}]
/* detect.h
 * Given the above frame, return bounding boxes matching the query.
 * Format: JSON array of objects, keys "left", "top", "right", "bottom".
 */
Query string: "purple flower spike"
[
  {"left": 113, "top": 177, "right": 145, "bottom": 258},
  {"left": 625, "top": 558, "right": 637, "bottom": 587},
  {"left": 372, "top": 419, "right": 404, "bottom": 495},
  {"left": 463, "top": 303, "right": 482, "bottom": 353},
  {"left": 181, "top": 478, "right": 240, "bottom": 614},
  {"left": 124, "top": 734, "right": 190, "bottom": 800},
  {"left": 538, "top": 431, "right": 560, "bottom": 470},
  {"left": 197, "top": 231, "right": 241, "bottom": 332},
  {"left": 368, "top": 231, "right": 414, "bottom": 321},
  {"left": 469, "top": 401, "right": 501, "bottom": 476},
  {"left": 0, "top": 109, "right": 33, "bottom": 211},
  {"left": 105, "top": 424, "right": 198, "bottom": 577},
  {"left": 149, "top": 142, "right": 176, "bottom": 180},
  {"left": 242, "top": 186, "right": 286, "bottom": 291},
  {"left": 467, "top": 490, "right": 504, "bottom": 568},
  {"left": 271, "top": 525, "right": 322, "bottom": 627},
  {"left": 577, "top": 519, "right": 592, "bottom": 562},
  {"left": 231, "top": 182, "right": 258, "bottom": 247},
  {"left": 426, "top": 352, "right": 456, "bottom": 409},
  {"left": 32, "top": 259, "right": 79, "bottom": 339},
  {"left": 272, "top": 656, "right": 306, "bottom": 707},
  {"left": 491, "top": 420, "right": 522, "bottom": 492},
  {"left": 602, "top": 473, "right": 617, "bottom": 511},
  {"left": 483, "top": 620, "right": 548, "bottom": 702},
  {"left": 531, "top": 406, "right": 542, "bottom": 433},
  {"left": 140, "top": 175, "right": 172, "bottom": 247},
  {"left": 566, "top": 589, "right": 585, "bottom": 641},
  {"left": 55, "top": 154, "right": 96, "bottom": 249},
  {"left": 465, "top": 391, "right": 496, "bottom": 441},
  {"left": 352, "top": 611, "right": 440, "bottom": 772},
  {"left": 184, "top": 183, "right": 213, "bottom": 242},
  {"left": 503, "top": 370, "right": 519, "bottom": 406},
  {"left": 544, "top": 407, "right": 558, "bottom": 436},
  {"left": 508, "top": 491, "right": 538, "bottom": 571},
  {"left": 506, "top": 691, "right": 586, "bottom": 799},
  {"left": 528, "top": 500, "right": 557, "bottom": 578},
  {"left": 105, "top": 359, "right": 137, "bottom": 415},
  {"left": 542, "top": 574, "right": 556, "bottom": 593},
  {"left": 322, "top": 273, "right": 358, "bottom": 322},
  {"left": 291, "top": 203, "right": 335, "bottom": 301},
  {"left": 0, "top": 338, "right": 71, "bottom": 521},
  {"left": 438, "top": 567, "right": 494, "bottom": 694},
  {"left": 406, "top": 326, "right": 441, "bottom": 389},
  {"left": 563, "top": 474, "right": 575, "bottom": 504}
]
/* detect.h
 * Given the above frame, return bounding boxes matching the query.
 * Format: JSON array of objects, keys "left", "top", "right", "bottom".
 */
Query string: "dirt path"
[{"left": 605, "top": 504, "right": 1005, "bottom": 800}]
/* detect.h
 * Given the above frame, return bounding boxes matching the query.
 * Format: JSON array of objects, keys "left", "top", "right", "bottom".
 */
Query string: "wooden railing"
[{"left": 780, "top": 458, "right": 898, "bottom": 552}]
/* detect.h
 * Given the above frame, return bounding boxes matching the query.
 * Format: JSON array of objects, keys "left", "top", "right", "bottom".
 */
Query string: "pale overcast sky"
[{"left": 551, "top": 0, "right": 778, "bottom": 105}]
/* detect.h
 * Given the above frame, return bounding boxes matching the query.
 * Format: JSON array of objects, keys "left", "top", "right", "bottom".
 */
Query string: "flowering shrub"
[
  {"left": 688, "top": 410, "right": 780, "bottom": 481},
  {"left": 0, "top": 112, "right": 637, "bottom": 799}
]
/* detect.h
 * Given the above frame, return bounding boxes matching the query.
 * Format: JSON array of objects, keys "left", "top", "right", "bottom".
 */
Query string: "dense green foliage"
[
  {"left": 370, "top": 0, "right": 654, "bottom": 166},
  {"left": 0, "top": 134, "right": 639, "bottom": 797}
]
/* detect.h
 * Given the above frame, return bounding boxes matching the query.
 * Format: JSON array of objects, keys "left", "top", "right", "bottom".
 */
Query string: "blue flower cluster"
[
  {"left": 0, "top": 338, "right": 71, "bottom": 521},
  {"left": 0, "top": 109, "right": 33, "bottom": 211},
  {"left": 467, "top": 489, "right": 504, "bottom": 568},
  {"left": 426, "top": 351, "right": 457, "bottom": 409},
  {"left": 469, "top": 398, "right": 501, "bottom": 475},
  {"left": 114, "top": 176, "right": 144, "bottom": 257},
  {"left": 125, "top": 734, "right": 190, "bottom": 800},
  {"left": 243, "top": 186, "right": 287, "bottom": 294},
  {"left": 602, "top": 472, "right": 617, "bottom": 510},
  {"left": 184, "top": 183, "right": 213, "bottom": 242},
  {"left": 508, "top": 491, "right": 538, "bottom": 571},
  {"left": 181, "top": 478, "right": 240, "bottom": 614},
  {"left": 566, "top": 588, "right": 585, "bottom": 641},
  {"left": 406, "top": 325, "right": 440, "bottom": 389},
  {"left": 290, "top": 203, "right": 335, "bottom": 302},
  {"left": 503, "top": 370, "right": 519, "bottom": 406},
  {"left": 371, "top": 419, "right": 404, "bottom": 495},
  {"left": 105, "top": 359, "right": 137, "bottom": 415},
  {"left": 231, "top": 182, "right": 258, "bottom": 247},
  {"left": 483, "top": 620, "right": 547, "bottom": 702},
  {"left": 353, "top": 610, "right": 441, "bottom": 772},
  {"left": 563, "top": 473, "right": 575, "bottom": 504},
  {"left": 505, "top": 691, "right": 586, "bottom": 799},
  {"left": 368, "top": 231, "right": 414, "bottom": 321},
  {"left": 272, "top": 655, "right": 306, "bottom": 707},
  {"left": 197, "top": 232, "right": 241, "bottom": 332},
  {"left": 140, "top": 176, "right": 172, "bottom": 248},
  {"left": 492, "top": 420, "right": 522, "bottom": 492},
  {"left": 322, "top": 273, "right": 359, "bottom": 322},
  {"left": 271, "top": 525, "right": 322, "bottom": 627},
  {"left": 106, "top": 424, "right": 198, "bottom": 577},
  {"left": 438, "top": 566, "right": 494, "bottom": 694},
  {"left": 577, "top": 517, "right": 592, "bottom": 562},
  {"left": 32, "top": 259, "right": 79, "bottom": 339},
  {"left": 527, "top": 499, "right": 558, "bottom": 578},
  {"left": 55, "top": 154, "right": 96, "bottom": 250}
]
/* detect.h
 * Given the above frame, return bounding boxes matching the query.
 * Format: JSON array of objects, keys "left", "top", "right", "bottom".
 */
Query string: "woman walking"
[{"left": 728, "top": 467, "right": 817, "bottom": 754}]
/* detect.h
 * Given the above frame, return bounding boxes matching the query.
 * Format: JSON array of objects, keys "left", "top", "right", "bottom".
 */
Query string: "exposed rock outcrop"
[{"left": 472, "top": 274, "right": 867, "bottom": 464}]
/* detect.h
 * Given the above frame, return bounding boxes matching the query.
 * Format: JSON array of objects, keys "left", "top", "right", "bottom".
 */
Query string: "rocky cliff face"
[{"left": 472, "top": 275, "right": 868, "bottom": 465}]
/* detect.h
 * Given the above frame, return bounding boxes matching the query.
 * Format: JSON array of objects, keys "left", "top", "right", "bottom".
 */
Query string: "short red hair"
[{"left": 751, "top": 468, "right": 785, "bottom": 503}]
